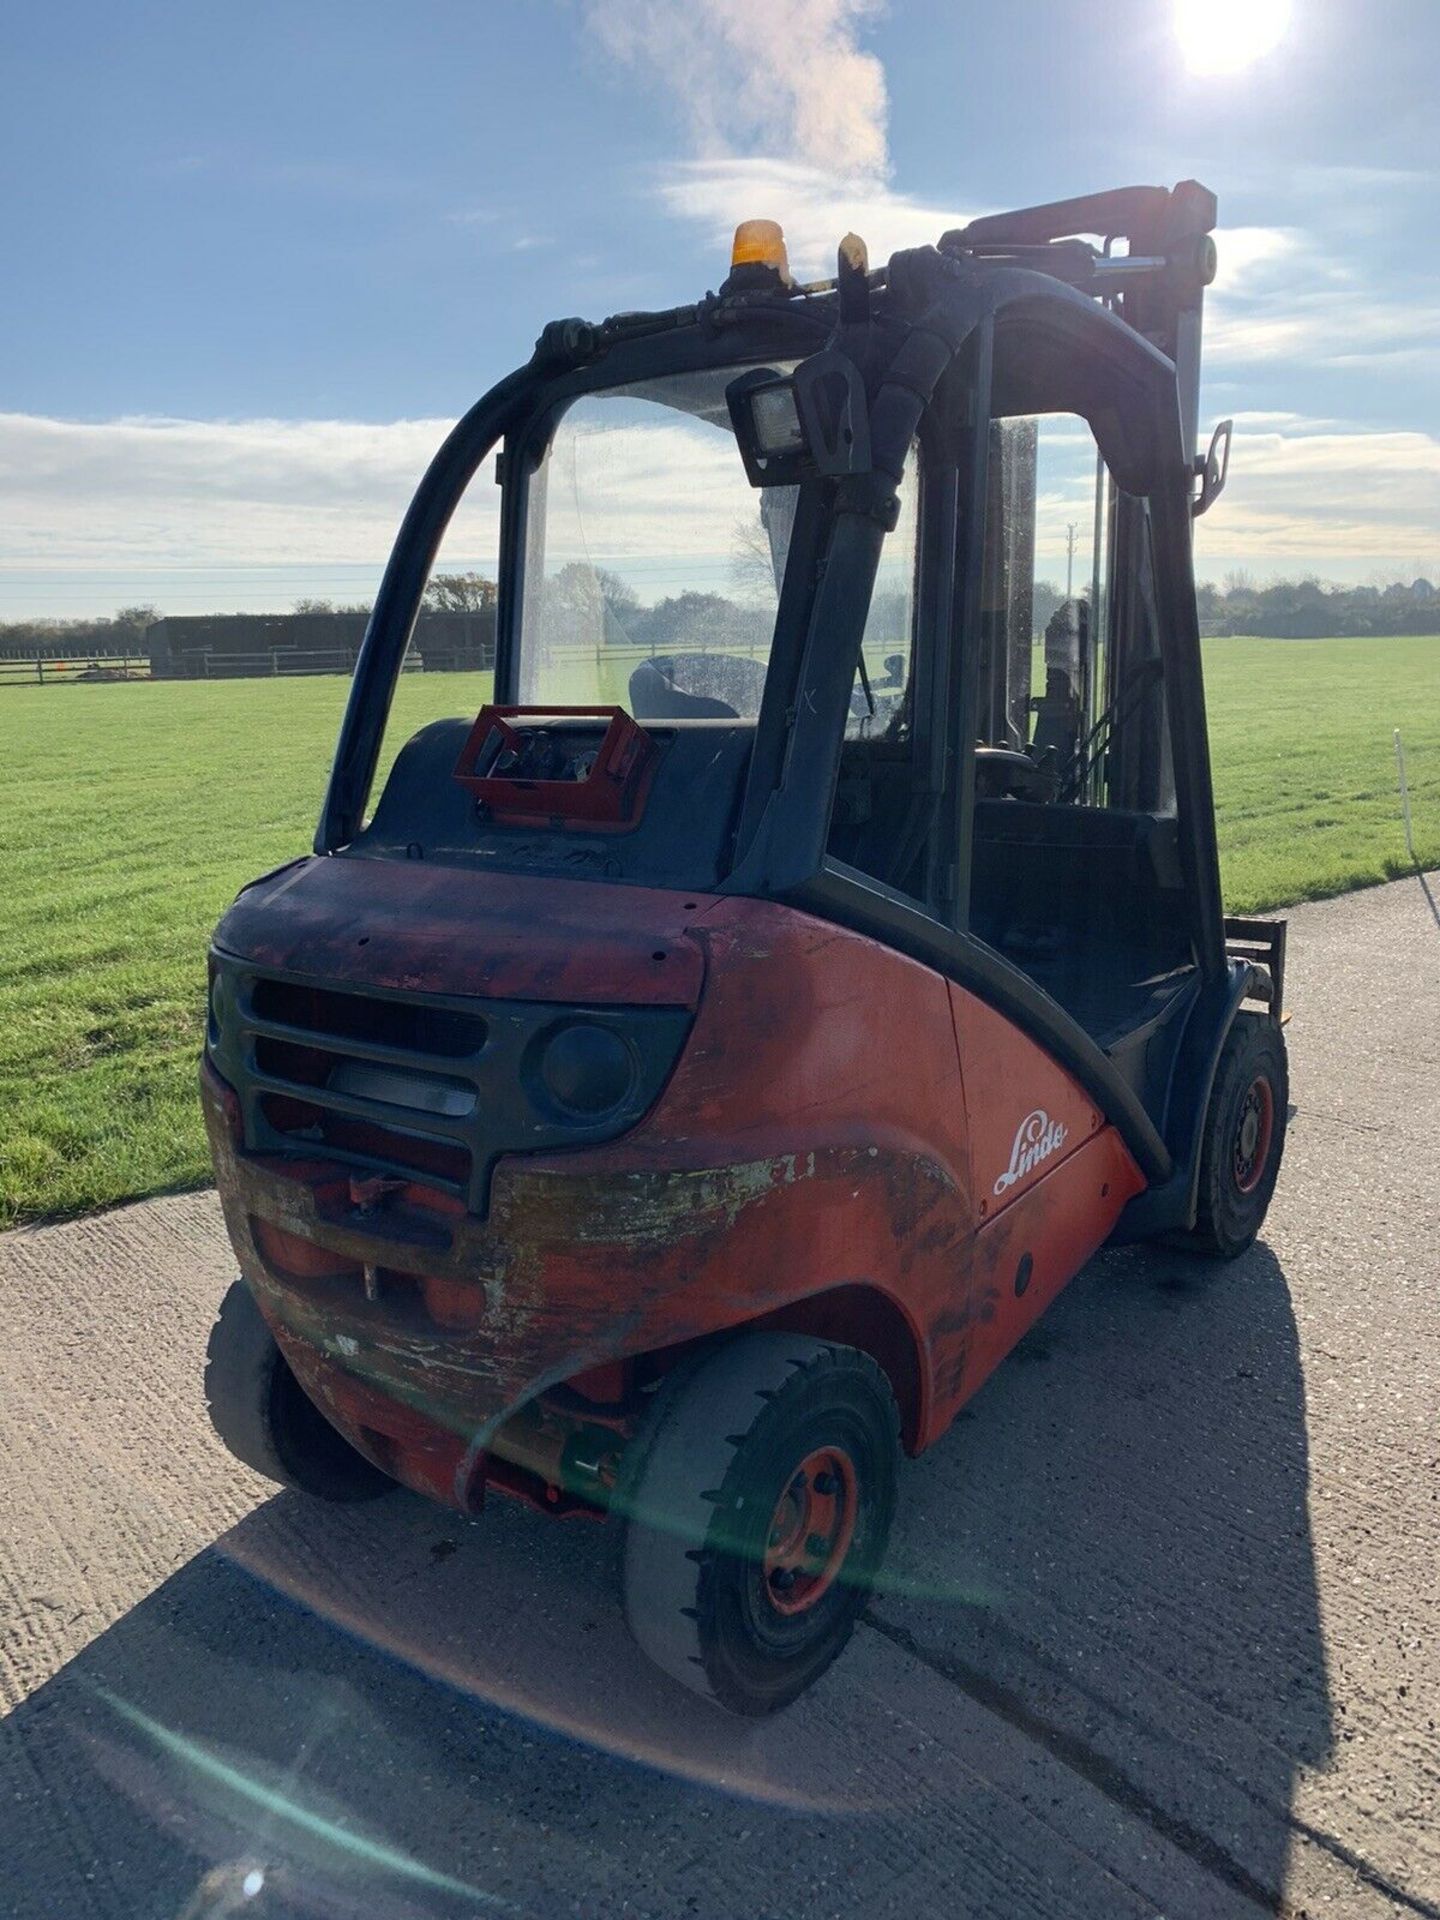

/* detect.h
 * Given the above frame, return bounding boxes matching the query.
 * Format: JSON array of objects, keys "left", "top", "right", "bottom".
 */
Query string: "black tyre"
[
  {"left": 1186, "top": 1012, "right": 1289, "bottom": 1259},
  {"left": 204, "top": 1280, "right": 392, "bottom": 1501},
  {"left": 617, "top": 1333, "right": 901, "bottom": 1716}
]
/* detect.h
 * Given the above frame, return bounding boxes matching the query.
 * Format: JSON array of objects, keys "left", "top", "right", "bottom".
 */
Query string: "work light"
[
  {"left": 748, "top": 383, "right": 806, "bottom": 458},
  {"left": 727, "top": 351, "right": 872, "bottom": 489},
  {"left": 726, "top": 367, "right": 810, "bottom": 486}
]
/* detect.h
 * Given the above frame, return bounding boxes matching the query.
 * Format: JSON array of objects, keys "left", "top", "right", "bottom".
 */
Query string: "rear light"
[{"left": 534, "top": 1021, "right": 636, "bottom": 1120}]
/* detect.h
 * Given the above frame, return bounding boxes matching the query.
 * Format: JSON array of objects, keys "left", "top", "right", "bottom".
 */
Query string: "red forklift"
[{"left": 203, "top": 181, "right": 1288, "bottom": 1716}]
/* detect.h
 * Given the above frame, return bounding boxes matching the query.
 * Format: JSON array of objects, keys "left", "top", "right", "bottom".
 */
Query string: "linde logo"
[{"left": 994, "top": 1109, "right": 1069, "bottom": 1195}]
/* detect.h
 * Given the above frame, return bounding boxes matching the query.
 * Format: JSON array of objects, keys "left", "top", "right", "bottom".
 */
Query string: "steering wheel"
[{"left": 973, "top": 746, "right": 1057, "bottom": 802}]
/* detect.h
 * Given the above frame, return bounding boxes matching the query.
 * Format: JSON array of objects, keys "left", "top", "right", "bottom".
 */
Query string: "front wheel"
[
  {"left": 1185, "top": 1012, "right": 1289, "bottom": 1258},
  {"left": 617, "top": 1333, "right": 901, "bottom": 1716}
]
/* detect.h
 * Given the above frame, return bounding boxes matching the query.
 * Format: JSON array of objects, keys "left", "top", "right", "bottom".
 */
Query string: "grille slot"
[
  {"left": 209, "top": 954, "right": 694, "bottom": 1218},
  {"left": 259, "top": 1094, "right": 473, "bottom": 1189},
  {"left": 255, "top": 1036, "right": 476, "bottom": 1117},
  {"left": 251, "top": 978, "right": 487, "bottom": 1056}
]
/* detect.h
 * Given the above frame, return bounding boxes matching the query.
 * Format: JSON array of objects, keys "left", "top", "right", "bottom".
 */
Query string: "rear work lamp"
[
  {"left": 749, "top": 382, "right": 806, "bottom": 458},
  {"left": 726, "top": 351, "right": 872, "bottom": 489}
]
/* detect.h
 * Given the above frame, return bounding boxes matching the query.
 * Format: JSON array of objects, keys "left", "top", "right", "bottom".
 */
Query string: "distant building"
[{"left": 147, "top": 610, "right": 495, "bottom": 679}]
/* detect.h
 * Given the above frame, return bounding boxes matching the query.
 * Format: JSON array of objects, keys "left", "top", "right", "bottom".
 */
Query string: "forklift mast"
[
  {"left": 940, "top": 179, "right": 1219, "bottom": 464},
  {"left": 943, "top": 181, "right": 1221, "bottom": 884}
]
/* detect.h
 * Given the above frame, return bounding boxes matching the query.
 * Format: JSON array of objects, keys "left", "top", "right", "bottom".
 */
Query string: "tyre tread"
[
  {"left": 618, "top": 1333, "right": 898, "bottom": 1714},
  {"left": 1187, "top": 1012, "right": 1289, "bottom": 1259}
]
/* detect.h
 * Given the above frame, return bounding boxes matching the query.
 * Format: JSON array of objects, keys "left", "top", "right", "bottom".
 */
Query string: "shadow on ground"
[
  {"left": 1410, "top": 866, "right": 1439, "bottom": 930},
  {"left": 0, "top": 1240, "right": 1330, "bottom": 1919},
  {"left": 874, "top": 1238, "right": 1335, "bottom": 1909}
]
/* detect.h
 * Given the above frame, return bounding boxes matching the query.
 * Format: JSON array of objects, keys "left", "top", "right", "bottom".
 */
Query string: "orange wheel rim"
[
  {"left": 1234, "top": 1076, "right": 1275, "bottom": 1195},
  {"left": 762, "top": 1446, "right": 858, "bottom": 1616}
]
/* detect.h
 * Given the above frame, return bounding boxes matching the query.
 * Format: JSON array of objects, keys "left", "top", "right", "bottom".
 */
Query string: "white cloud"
[
  {"left": 0, "top": 412, "right": 455, "bottom": 577},
  {"left": 1208, "top": 291, "right": 1440, "bottom": 370},
  {"left": 0, "top": 412, "right": 483, "bottom": 617},
  {"left": 0, "top": 402, "right": 776, "bottom": 615},
  {"left": 5, "top": 398, "right": 1435, "bottom": 620},
  {"left": 1209, "top": 225, "right": 1304, "bottom": 290},
  {"left": 578, "top": 0, "right": 970, "bottom": 277},
  {"left": 1206, "top": 225, "right": 1438, "bottom": 373},
  {"left": 582, "top": 0, "right": 889, "bottom": 178},
  {"left": 1195, "top": 418, "right": 1440, "bottom": 574},
  {"left": 1289, "top": 163, "right": 1431, "bottom": 196}
]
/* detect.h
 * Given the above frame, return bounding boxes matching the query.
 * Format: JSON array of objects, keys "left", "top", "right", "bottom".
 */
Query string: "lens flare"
[
  {"left": 1175, "top": 0, "right": 1291, "bottom": 73},
  {"left": 95, "top": 1688, "right": 501, "bottom": 1909}
]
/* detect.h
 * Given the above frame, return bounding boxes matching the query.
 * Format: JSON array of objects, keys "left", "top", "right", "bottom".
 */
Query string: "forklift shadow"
[
  {"left": 0, "top": 1239, "right": 1330, "bottom": 1916},
  {"left": 0, "top": 1442, "right": 913, "bottom": 1918},
  {"left": 0, "top": 1487, "right": 869, "bottom": 1919},
  {"left": 875, "top": 1234, "right": 1333, "bottom": 1901}
]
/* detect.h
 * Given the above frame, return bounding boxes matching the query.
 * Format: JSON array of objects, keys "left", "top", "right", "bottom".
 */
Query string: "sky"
[{"left": 1, "top": 0, "right": 1436, "bottom": 620}]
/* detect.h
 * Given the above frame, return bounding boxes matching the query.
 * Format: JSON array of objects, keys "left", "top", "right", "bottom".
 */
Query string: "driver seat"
[{"left": 629, "top": 658, "right": 739, "bottom": 721}]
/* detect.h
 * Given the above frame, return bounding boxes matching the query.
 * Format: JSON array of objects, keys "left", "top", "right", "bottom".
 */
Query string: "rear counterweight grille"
[
  {"left": 206, "top": 953, "right": 695, "bottom": 1217},
  {"left": 229, "top": 976, "right": 492, "bottom": 1203}
]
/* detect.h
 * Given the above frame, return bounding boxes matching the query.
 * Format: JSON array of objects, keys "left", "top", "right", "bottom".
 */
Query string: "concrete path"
[{"left": 2, "top": 874, "right": 1437, "bottom": 1920}]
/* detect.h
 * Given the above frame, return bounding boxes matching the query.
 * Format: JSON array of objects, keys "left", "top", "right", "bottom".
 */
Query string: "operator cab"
[{"left": 334, "top": 182, "right": 1243, "bottom": 1186}]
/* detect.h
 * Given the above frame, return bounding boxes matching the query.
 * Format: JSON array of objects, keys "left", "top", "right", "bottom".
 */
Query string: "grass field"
[{"left": 1, "top": 634, "right": 1436, "bottom": 1228}]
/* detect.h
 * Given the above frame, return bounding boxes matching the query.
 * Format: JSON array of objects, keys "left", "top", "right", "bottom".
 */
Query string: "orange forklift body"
[{"left": 205, "top": 869, "right": 1142, "bottom": 1511}]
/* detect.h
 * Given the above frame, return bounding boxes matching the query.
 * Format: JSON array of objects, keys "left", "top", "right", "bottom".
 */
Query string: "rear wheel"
[
  {"left": 1186, "top": 1013, "right": 1289, "bottom": 1258},
  {"left": 617, "top": 1333, "right": 900, "bottom": 1716},
  {"left": 204, "top": 1280, "right": 392, "bottom": 1501}
]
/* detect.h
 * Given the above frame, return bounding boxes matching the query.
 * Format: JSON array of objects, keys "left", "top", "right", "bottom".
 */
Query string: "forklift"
[{"left": 203, "top": 181, "right": 1288, "bottom": 1715}]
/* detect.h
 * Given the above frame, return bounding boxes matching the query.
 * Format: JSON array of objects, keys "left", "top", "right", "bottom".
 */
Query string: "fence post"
[{"left": 1395, "top": 729, "right": 1417, "bottom": 866}]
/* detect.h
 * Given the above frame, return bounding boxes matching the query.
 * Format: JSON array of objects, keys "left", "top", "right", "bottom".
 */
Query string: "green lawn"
[
  {"left": 1, "top": 635, "right": 1436, "bottom": 1228},
  {"left": 1203, "top": 636, "right": 1440, "bottom": 911}
]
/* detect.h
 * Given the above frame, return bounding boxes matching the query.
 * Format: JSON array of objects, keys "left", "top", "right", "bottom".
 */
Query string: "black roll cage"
[{"left": 315, "top": 238, "right": 1230, "bottom": 1213}]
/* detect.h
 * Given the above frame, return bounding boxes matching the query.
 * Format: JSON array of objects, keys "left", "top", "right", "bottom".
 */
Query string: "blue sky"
[{"left": 2, "top": 0, "right": 1436, "bottom": 617}]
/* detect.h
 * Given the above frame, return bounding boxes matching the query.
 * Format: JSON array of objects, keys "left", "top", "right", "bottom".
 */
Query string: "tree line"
[
  {"left": 1194, "top": 572, "right": 1440, "bottom": 638},
  {"left": 3, "top": 569, "right": 1438, "bottom": 660}
]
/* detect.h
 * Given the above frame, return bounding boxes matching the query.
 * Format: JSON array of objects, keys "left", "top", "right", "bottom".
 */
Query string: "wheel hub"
[
  {"left": 1233, "top": 1076, "right": 1275, "bottom": 1195},
  {"left": 763, "top": 1446, "right": 858, "bottom": 1616}
]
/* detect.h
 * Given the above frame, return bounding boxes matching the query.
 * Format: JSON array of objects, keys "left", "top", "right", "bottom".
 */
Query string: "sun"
[{"left": 1175, "top": 0, "right": 1292, "bottom": 74}]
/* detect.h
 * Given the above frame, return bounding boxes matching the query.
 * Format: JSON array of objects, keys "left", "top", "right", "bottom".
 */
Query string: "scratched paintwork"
[
  {"left": 204, "top": 878, "right": 1147, "bottom": 1514},
  {"left": 214, "top": 856, "right": 707, "bottom": 1008}
]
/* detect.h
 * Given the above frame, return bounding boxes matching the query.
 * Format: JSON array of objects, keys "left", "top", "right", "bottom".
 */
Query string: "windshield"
[
  {"left": 517, "top": 367, "right": 797, "bottom": 722},
  {"left": 355, "top": 360, "right": 918, "bottom": 846}
]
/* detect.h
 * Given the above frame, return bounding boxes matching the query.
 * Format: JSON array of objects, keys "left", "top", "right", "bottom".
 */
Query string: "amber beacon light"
[{"left": 730, "top": 218, "right": 792, "bottom": 278}]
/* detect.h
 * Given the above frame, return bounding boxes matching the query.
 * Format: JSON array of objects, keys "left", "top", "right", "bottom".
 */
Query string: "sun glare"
[{"left": 1175, "top": 0, "right": 1292, "bottom": 74}]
